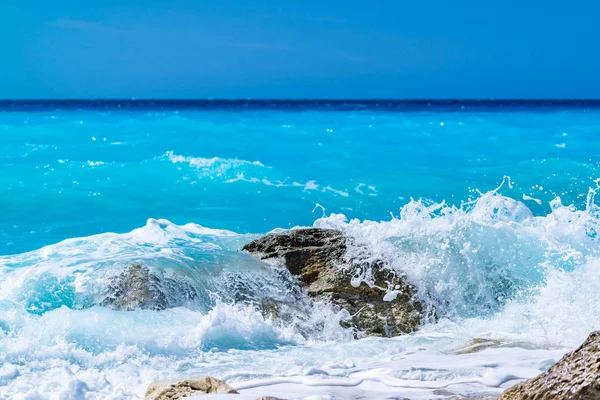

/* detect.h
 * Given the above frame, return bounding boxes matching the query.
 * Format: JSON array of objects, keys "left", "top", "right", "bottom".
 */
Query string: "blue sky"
[{"left": 1, "top": 0, "right": 599, "bottom": 98}]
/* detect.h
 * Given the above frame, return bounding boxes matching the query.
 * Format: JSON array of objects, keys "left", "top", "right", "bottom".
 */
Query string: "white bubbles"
[
  {"left": 316, "top": 183, "right": 600, "bottom": 337},
  {"left": 1, "top": 183, "right": 600, "bottom": 399},
  {"left": 165, "top": 151, "right": 265, "bottom": 169}
]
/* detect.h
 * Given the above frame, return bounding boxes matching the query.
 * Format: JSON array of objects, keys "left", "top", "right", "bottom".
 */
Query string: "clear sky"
[{"left": 2, "top": 0, "right": 599, "bottom": 99}]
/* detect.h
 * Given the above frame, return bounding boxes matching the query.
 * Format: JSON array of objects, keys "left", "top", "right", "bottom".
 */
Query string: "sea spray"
[
  {"left": 2, "top": 102, "right": 600, "bottom": 398},
  {"left": 315, "top": 183, "right": 600, "bottom": 343}
]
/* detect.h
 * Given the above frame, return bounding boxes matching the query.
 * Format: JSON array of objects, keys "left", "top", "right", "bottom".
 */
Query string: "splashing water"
[
  {"left": 1, "top": 101, "right": 600, "bottom": 399},
  {"left": 0, "top": 185, "right": 598, "bottom": 399}
]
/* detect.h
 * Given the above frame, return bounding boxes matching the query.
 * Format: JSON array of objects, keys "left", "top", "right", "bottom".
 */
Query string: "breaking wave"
[{"left": 1, "top": 180, "right": 600, "bottom": 398}]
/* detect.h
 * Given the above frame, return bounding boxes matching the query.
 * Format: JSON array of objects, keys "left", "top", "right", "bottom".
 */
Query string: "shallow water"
[{"left": 1, "top": 101, "right": 599, "bottom": 399}]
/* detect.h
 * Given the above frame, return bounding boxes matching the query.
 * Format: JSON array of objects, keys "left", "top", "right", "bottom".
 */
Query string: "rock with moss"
[
  {"left": 499, "top": 331, "right": 600, "bottom": 400},
  {"left": 145, "top": 376, "right": 238, "bottom": 399},
  {"left": 242, "top": 228, "right": 423, "bottom": 337}
]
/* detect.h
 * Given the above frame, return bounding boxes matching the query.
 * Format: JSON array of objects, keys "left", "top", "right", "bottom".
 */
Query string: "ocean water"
[{"left": 1, "top": 100, "right": 600, "bottom": 399}]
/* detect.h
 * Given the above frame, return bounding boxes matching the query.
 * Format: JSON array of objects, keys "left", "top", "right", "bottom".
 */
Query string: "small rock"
[
  {"left": 243, "top": 228, "right": 423, "bottom": 337},
  {"left": 499, "top": 331, "right": 600, "bottom": 399},
  {"left": 145, "top": 376, "right": 238, "bottom": 399}
]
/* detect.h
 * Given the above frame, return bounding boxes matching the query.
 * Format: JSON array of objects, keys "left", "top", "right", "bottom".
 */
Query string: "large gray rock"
[
  {"left": 101, "top": 263, "right": 197, "bottom": 311},
  {"left": 242, "top": 228, "right": 423, "bottom": 337},
  {"left": 145, "top": 376, "right": 238, "bottom": 399},
  {"left": 499, "top": 331, "right": 600, "bottom": 400}
]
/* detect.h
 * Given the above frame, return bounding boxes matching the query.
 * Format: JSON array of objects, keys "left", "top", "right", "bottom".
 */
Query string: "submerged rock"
[
  {"left": 101, "top": 263, "right": 197, "bottom": 311},
  {"left": 243, "top": 228, "right": 423, "bottom": 337},
  {"left": 499, "top": 331, "right": 600, "bottom": 400},
  {"left": 145, "top": 376, "right": 238, "bottom": 399},
  {"left": 256, "top": 397, "right": 288, "bottom": 400},
  {"left": 450, "top": 338, "right": 505, "bottom": 355}
]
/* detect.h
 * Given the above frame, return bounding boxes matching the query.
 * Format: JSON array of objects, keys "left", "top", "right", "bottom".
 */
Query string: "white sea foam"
[
  {"left": 225, "top": 173, "right": 350, "bottom": 197},
  {"left": 165, "top": 151, "right": 265, "bottom": 169},
  {"left": 166, "top": 152, "right": 353, "bottom": 197},
  {"left": 1, "top": 184, "right": 599, "bottom": 399},
  {"left": 314, "top": 180, "right": 600, "bottom": 346}
]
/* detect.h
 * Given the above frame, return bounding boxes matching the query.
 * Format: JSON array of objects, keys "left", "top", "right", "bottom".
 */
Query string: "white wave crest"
[
  {"left": 315, "top": 181, "right": 600, "bottom": 346},
  {"left": 165, "top": 151, "right": 265, "bottom": 169}
]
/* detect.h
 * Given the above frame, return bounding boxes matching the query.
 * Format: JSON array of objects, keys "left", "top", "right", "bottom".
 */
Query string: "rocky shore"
[
  {"left": 102, "top": 228, "right": 599, "bottom": 400},
  {"left": 143, "top": 330, "right": 600, "bottom": 399}
]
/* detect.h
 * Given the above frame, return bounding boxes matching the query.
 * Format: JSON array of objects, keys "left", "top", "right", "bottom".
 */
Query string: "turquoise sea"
[{"left": 1, "top": 100, "right": 599, "bottom": 399}]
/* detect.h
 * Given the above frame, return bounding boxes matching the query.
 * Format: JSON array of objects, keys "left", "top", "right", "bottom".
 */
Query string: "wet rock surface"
[
  {"left": 499, "top": 331, "right": 600, "bottom": 400},
  {"left": 101, "top": 263, "right": 198, "bottom": 311},
  {"left": 243, "top": 228, "right": 423, "bottom": 337},
  {"left": 145, "top": 376, "right": 238, "bottom": 399}
]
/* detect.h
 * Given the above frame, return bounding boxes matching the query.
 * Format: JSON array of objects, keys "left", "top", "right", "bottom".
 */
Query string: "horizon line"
[{"left": 2, "top": 98, "right": 600, "bottom": 102}]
